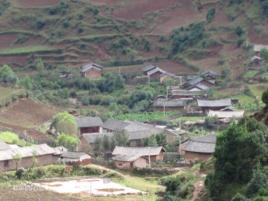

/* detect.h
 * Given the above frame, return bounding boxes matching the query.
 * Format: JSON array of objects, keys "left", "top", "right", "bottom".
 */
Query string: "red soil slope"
[
  {"left": 152, "top": 0, "right": 204, "bottom": 34},
  {"left": 14, "top": 0, "right": 60, "bottom": 8},
  {"left": 113, "top": 0, "right": 179, "bottom": 20},
  {"left": 0, "top": 99, "right": 57, "bottom": 128}
]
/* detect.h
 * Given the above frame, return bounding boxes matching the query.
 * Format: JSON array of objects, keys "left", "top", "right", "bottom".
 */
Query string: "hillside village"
[{"left": 0, "top": 0, "right": 268, "bottom": 201}]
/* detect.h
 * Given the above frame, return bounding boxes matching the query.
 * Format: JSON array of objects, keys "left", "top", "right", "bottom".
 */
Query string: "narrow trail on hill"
[{"left": 192, "top": 175, "right": 206, "bottom": 201}]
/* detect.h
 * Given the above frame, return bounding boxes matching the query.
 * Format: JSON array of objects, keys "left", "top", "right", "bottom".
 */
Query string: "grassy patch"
[
  {"left": 243, "top": 70, "right": 258, "bottom": 79},
  {"left": 0, "top": 86, "right": 26, "bottom": 107},
  {"left": 0, "top": 131, "right": 27, "bottom": 146},
  {"left": 0, "top": 46, "right": 60, "bottom": 56},
  {"left": 114, "top": 112, "right": 177, "bottom": 122}
]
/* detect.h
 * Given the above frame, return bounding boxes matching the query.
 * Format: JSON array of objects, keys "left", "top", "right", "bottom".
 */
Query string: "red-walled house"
[
  {"left": 80, "top": 63, "right": 103, "bottom": 79},
  {"left": 76, "top": 116, "right": 103, "bottom": 135}
]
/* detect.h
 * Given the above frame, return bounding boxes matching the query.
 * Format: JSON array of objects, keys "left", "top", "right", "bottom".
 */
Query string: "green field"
[
  {"left": 114, "top": 111, "right": 177, "bottom": 122},
  {"left": 0, "top": 46, "right": 60, "bottom": 56},
  {"left": 0, "top": 86, "right": 25, "bottom": 104}
]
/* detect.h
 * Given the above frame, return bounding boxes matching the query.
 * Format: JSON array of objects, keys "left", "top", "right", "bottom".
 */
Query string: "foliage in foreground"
[
  {"left": 159, "top": 173, "right": 195, "bottom": 201},
  {"left": 206, "top": 117, "right": 268, "bottom": 201},
  {"left": 50, "top": 112, "right": 77, "bottom": 136},
  {"left": 0, "top": 131, "right": 28, "bottom": 146},
  {"left": 56, "top": 133, "right": 80, "bottom": 151}
]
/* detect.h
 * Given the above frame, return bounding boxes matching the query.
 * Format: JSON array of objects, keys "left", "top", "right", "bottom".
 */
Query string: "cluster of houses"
[
  {"left": 75, "top": 115, "right": 221, "bottom": 167},
  {"left": 77, "top": 117, "right": 183, "bottom": 147}
]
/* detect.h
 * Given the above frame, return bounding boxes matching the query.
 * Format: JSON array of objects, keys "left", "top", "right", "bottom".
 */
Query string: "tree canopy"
[
  {"left": 51, "top": 112, "right": 78, "bottom": 135},
  {"left": 206, "top": 117, "right": 268, "bottom": 200},
  {"left": 0, "top": 64, "right": 18, "bottom": 85},
  {"left": 56, "top": 133, "right": 79, "bottom": 151}
]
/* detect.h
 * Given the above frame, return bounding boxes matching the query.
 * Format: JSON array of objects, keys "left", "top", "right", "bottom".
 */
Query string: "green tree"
[
  {"left": 206, "top": 118, "right": 268, "bottom": 200},
  {"left": 246, "top": 168, "right": 268, "bottom": 197},
  {"left": 35, "top": 58, "right": 45, "bottom": 71},
  {"left": 0, "top": 64, "right": 18, "bottom": 85},
  {"left": 20, "top": 76, "right": 33, "bottom": 90},
  {"left": 145, "top": 135, "right": 158, "bottom": 147},
  {"left": 56, "top": 133, "right": 80, "bottom": 151},
  {"left": 260, "top": 48, "right": 268, "bottom": 62},
  {"left": 231, "top": 193, "right": 248, "bottom": 201},
  {"left": 207, "top": 8, "right": 216, "bottom": 23},
  {"left": 13, "top": 154, "right": 21, "bottom": 171},
  {"left": 112, "top": 130, "right": 129, "bottom": 146},
  {"left": 262, "top": 89, "right": 268, "bottom": 106},
  {"left": 51, "top": 112, "right": 78, "bottom": 135}
]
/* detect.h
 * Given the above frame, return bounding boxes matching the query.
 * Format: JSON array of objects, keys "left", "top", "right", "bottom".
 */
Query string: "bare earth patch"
[
  {"left": 13, "top": 0, "right": 60, "bottom": 8},
  {"left": 35, "top": 178, "right": 143, "bottom": 196}
]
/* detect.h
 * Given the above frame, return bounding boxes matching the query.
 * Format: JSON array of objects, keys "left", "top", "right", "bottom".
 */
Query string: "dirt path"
[{"left": 192, "top": 180, "right": 204, "bottom": 201}]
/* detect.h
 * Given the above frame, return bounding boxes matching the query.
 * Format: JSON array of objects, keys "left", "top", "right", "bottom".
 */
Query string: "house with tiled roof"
[
  {"left": 197, "top": 99, "right": 232, "bottom": 113},
  {"left": 76, "top": 116, "right": 103, "bottom": 135},
  {"left": 0, "top": 141, "right": 65, "bottom": 171},
  {"left": 112, "top": 146, "right": 165, "bottom": 169},
  {"left": 180, "top": 135, "right": 216, "bottom": 163},
  {"left": 80, "top": 63, "right": 103, "bottom": 79}
]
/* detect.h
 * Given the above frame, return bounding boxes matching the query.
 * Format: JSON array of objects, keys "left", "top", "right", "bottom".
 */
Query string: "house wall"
[
  {"left": 132, "top": 158, "right": 147, "bottom": 168},
  {"left": 80, "top": 126, "right": 100, "bottom": 134},
  {"left": 82, "top": 69, "right": 102, "bottom": 79},
  {"left": 201, "top": 106, "right": 227, "bottom": 114},
  {"left": 114, "top": 161, "right": 131, "bottom": 169},
  {"left": 153, "top": 106, "right": 185, "bottom": 112},
  {"left": 184, "top": 151, "right": 212, "bottom": 163},
  {"left": 145, "top": 152, "right": 164, "bottom": 162},
  {"left": 149, "top": 72, "right": 162, "bottom": 80},
  {"left": 0, "top": 154, "right": 59, "bottom": 171}
]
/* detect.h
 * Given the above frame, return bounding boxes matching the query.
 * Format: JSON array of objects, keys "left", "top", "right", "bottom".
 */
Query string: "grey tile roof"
[
  {"left": 83, "top": 133, "right": 114, "bottom": 144},
  {"left": 0, "top": 144, "right": 57, "bottom": 161},
  {"left": 103, "top": 119, "right": 129, "bottom": 131},
  {"left": 153, "top": 98, "right": 186, "bottom": 107},
  {"left": 201, "top": 70, "right": 220, "bottom": 78},
  {"left": 112, "top": 146, "right": 164, "bottom": 162},
  {"left": 191, "top": 135, "right": 217, "bottom": 143},
  {"left": 197, "top": 99, "right": 232, "bottom": 108},
  {"left": 103, "top": 120, "right": 164, "bottom": 140},
  {"left": 181, "top": 135, "right": 216, "bottom": 154},
  {"left": 143, "top": 65, "right": 157, "bottom": 73},
  {"left": 170, "top": 89, "right": 202, "bottom": 96},
  {"left": 76, "top": 116, "right": 103, "bottom": 128},
  {"left": 61, "top": 152, "right": 91, "bottom": 159},
  {"left": 81, "top": 63, "right": 103, "bottom": 73},
  {"left": 0, "top": 141, "right": 10, "bottom": 151},
  {"left": 112, "top": 154, "right": 141, "bottom": 162},
  {"left": 187, "top": 77, "right": 204, "bottom": 86},
  {"left": 147, "top": 67, "right": 165, "bottom": 76}
]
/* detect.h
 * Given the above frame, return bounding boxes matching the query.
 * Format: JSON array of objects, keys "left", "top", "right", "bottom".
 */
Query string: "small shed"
[
  {"left": 208, "top": 110, "right": 244, "bottom": 120},
  {"left": 60, "top": 152, "right": 91, "bottom": 166},
  {"left": 81, "top": 63, "right": 103, "bottom": 79}
]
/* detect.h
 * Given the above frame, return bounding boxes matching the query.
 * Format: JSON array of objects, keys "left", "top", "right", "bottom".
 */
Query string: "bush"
[
  {"left": 56, "top": 133, "right": 80, "bottom": 151},
  {"left": 160, "top": 174, "right": 194, "bottom": 200},
  {"left": 260, "top": 48, "right": 268, "bottom": 62},
  {"left": 207, "top": 8, "right": 216, "bottom": 23},
  {"left": 51, "top": 112, "right": 78, "bottom": 135},
  {"left": 169, "top": 22, "right": 205, "bottom": 56},
  {"left": 246, "top": 168, "right": 268, "bottom": 197},
  {"left": 0, "top": 64, "right": 18, "bottom": 85},
  {"left": 231, "top": 193, "right": 248, "bottom": 201},
  {"left": 262, "top": 89, "right": 268, "bottom": 106}
]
